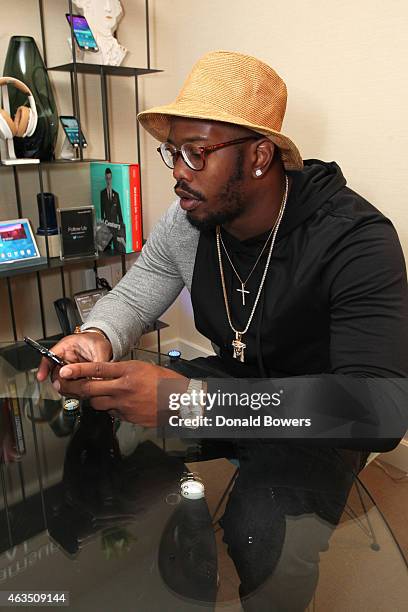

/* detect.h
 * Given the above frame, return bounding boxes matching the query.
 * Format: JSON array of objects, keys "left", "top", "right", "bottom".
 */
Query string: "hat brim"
[{"left": 138, "top": 100, "right": 303, "bottom": 171}]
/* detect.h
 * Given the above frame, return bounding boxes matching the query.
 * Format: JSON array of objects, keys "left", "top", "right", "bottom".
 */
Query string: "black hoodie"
[{"left": 192, "top": 159, "right": 408, "bottom": 380}]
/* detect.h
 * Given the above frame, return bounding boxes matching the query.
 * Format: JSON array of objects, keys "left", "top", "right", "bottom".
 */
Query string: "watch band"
[
  {"left": 179, "top": 378, "right": 205, "bottom": 425},
  {"left": 74, "top": 326, "right": 110, "bottom": 343},
  {"left": 73, "top": 326, "right": 113, "bottom": 361}
]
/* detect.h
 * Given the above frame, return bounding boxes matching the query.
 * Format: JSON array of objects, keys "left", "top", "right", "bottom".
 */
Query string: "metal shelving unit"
[
  {"left": 1, "top": 0, "right": 161, "bottom": 345},
  {"left": 0, "top": 247, "right": 138, "bottom": 280},
  {"left": 49, "top": 63, "right": 160, "bottom": 76}
]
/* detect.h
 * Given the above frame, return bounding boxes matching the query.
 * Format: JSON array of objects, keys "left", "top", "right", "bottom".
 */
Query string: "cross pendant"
[
  {"left": 236, "top": 284, "right": 250, "bottom": 306},
  {"left": 232, "top": 332, "right": 246, "bottom": 362}
]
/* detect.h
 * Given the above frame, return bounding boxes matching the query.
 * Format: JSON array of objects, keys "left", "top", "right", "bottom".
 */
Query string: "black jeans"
[
  {"left": 220, "top": 442, "right": 365, "bottom": 611},
  {"left": 168, "top": 356, "right": 368, "bottom": 611}
]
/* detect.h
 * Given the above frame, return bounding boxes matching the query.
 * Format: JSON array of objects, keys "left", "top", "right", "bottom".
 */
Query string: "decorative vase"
[{"left": 3, "top": 36, "right": 58, "bottom": 161}]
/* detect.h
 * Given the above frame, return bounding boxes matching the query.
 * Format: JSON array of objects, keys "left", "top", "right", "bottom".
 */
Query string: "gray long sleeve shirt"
[{"left": 83, "top": 199, "right": 198, "bottom": 359}]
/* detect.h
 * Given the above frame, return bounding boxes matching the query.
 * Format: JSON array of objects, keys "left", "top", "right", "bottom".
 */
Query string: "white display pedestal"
[
  {"left": 0, "top": 135, "right": 40, "bottom": 165},
  {"left": 60, "top": 136, "right": 77, "bottom": 161},
  {"left": 0, "top": 83, "right": 40, "bottom": 165}
]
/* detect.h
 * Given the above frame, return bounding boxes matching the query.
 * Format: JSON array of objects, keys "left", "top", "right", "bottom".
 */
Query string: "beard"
[{"left": 184, "top": 151, "right": 246, "bottom": 232}]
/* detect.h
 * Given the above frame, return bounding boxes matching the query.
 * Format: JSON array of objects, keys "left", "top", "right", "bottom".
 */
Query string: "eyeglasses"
[{"left": 157, "top": 136, "right": 259, "bottom": 171}]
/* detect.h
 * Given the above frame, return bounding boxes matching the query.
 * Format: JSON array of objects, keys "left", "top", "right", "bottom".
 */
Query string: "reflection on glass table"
[
  {"left": 0, "top": 344, "right": 407, "bottom": 611},
  {"left": 0, "top": 345, "right": 217, "bottom": 610}
]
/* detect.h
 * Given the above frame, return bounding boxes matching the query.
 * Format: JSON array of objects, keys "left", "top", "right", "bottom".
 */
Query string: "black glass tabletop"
[{"left": 0, "top": 344, "right": 407, "bottom": 611}]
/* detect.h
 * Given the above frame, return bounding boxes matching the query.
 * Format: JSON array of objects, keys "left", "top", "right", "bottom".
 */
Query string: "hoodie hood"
[{"left": 278, "top": 159, "right": 347, "bottom": 239}]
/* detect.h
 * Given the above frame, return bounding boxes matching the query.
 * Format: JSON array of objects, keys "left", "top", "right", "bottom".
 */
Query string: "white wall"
[
  {"left": 1, "top": 0, "right": 407, "bottom": 353},
  {"left": 139, "top": 0, "right": 408, "bottom": 348}
]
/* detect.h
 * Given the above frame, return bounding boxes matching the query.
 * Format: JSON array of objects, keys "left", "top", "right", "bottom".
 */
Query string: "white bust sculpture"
[{"left": 72, "top": 0, "right": 127, "bottom": 66}]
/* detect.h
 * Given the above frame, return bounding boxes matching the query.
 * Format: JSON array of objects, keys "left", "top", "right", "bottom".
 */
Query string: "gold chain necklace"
[
  {"left": 219, "top": 214, "right": 280, "bottom": 306},
  {"left": 216, "top": 175, "right": 289, "bottom": 362}
]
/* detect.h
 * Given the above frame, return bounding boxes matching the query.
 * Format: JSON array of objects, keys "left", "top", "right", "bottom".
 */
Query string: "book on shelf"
[
  {"left": 130, "top": 164, "right": 143, "bottom": 252},
  {"left": 90, "top": 162, "right": 142, "bottom": 254}
]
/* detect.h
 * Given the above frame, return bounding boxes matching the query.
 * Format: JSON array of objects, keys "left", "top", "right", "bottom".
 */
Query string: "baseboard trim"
[{"left": 144, "top": 336, "right": 214, "bottom": 361}]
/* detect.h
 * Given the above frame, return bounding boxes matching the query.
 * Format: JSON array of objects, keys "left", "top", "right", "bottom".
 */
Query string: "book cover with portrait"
[{"left": 90, "top": 162, "right": 142, "bottom": 254}]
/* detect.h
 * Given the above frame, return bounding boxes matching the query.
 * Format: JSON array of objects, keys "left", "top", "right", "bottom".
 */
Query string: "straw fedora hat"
[{"left": 138, "top": 50, "right": 303, "bottom": 171}]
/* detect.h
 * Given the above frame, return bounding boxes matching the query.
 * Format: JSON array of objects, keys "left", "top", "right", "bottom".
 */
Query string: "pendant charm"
[
  {"left": 232, "top": 332, "right": 246, "bottom": 362},
  {"left": 236, "top": 284, "right": 250, "bottom": 306}
]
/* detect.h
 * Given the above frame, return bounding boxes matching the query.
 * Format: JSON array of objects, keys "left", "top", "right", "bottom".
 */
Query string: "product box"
[
  {"left": 129, "top": 164, "right": 143, "bottom": 252},
  {"left": 90, "top": 162, "right": 142, "bottom": 254}
]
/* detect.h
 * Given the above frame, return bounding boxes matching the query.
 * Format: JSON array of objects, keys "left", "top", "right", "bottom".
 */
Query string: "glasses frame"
[{"left": 157, "top": 135, "right": 260, "bottom": 171}]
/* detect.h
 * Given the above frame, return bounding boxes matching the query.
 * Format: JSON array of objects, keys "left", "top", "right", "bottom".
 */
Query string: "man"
[
  {"left": 100, "top": 167, "right": 126, "bottom": 253},
  {"left": 38, "top": 51, "right": 407, "bottom": 610}
]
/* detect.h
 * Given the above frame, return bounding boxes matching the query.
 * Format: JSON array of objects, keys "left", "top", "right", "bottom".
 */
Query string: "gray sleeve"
[{"left": 82, "top": 202, "right": 185, "bottom": 360}]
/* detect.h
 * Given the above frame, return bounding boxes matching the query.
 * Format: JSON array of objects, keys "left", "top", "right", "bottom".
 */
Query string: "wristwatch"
[
  {"left": 74, "top": 326, "right": 113, "bottom": 360},
  {"left": 74, "top": 326, "right": 110, "bottom": 342},
  {"left": 179, "top": 378, "right": 206, "bottom": 425}
]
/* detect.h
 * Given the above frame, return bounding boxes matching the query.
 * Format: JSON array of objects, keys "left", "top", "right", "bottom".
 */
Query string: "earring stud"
[{"left": 255, "top": 169, "right": 262, "bottom": 177}]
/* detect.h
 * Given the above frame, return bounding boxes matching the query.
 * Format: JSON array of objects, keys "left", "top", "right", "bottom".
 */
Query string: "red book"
[{"left": 129, "top": 164, "right": 143, "bottom": 252}]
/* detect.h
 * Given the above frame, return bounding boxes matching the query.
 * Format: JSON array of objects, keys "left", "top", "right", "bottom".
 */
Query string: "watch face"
[
  {"left": 63, "top": 398, "right": 80, "bottom": 411},
  {"left": 180, "top": 473, "right": 205, "bottom": 499},
  {"left": 181, "top": 480, "right": 205, "bottom": 499}
]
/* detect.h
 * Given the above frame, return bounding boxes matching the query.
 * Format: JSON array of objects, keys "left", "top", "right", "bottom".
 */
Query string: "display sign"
[{"left": 57, "top": 206, "right": 97, "bottom": 260}]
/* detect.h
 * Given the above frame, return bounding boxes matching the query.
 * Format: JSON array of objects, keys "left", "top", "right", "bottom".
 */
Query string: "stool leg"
[
  {"left": 211, "top": 467, "right": 239, "bottom": 525},
  {"left": 355, "top": 476, "right": 380, "bottom": 551}
]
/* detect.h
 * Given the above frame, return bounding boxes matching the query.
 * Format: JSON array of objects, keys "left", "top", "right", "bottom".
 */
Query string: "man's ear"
[{"left": 252, "top": 139, "right": 275, "bottom": 178}]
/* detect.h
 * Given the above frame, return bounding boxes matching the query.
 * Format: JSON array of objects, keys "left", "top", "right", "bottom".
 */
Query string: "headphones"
[{"left": 0, "top": 76, "right": 38, "bottom": 140}]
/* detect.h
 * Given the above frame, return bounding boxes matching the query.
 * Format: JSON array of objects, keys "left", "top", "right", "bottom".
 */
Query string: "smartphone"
[
  {"left": 59, "top": 116, "right": 87, "bottom": 148},
  {"left": 24, "top": 337, "right": 67, "bottom": 367},
  {"left": 66, "top": 14, "right": 99, "bottom": 52}
]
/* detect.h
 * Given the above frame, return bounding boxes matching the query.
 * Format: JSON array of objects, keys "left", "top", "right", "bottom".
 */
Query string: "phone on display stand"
[
  {"left": 66, "top": 14, "right": 99, "bottom": 52},
  {"left": 59, "top": 116, "right": 88, "bottom": 149},
  {"left": 23, "top": 337, "right": 67, "bottom": 367}
]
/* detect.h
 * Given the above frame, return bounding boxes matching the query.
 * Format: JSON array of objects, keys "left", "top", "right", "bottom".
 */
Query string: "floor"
[
  {"left": 187, "top": 455, "right": 408, "bottom": 611},
  {"left": 358, "top": 458, "right": 408, "bottom": 563}
]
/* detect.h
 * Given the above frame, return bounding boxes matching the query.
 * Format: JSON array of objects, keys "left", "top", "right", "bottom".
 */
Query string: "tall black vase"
[{"left": 3, "top": 36, "right": 58, "bottom": 161}]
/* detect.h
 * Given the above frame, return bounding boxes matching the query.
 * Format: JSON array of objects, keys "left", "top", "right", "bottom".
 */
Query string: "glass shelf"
[
  {"left": 48, "top": 63, "right": 162, "bottom": 77},
  {"left": 0, "top": 159, "right": 40, "bottom": 167},
  {"left": 0, "top": 158, "right": 107, "bottom": 170},
  {"left": 42, "top": 157, "right": 107, "bottom": 165},
  {"left": 0, "top": 250, "right": 142, "bottom": 279}
]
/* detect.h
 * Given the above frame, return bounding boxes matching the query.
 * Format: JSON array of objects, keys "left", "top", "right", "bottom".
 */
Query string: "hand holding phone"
[
  {"left": 24, "top": 337, "right": 67, "bottom": 367},
  {"left": 36, "top": 332, "right": 113, "bottom": 384}
]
